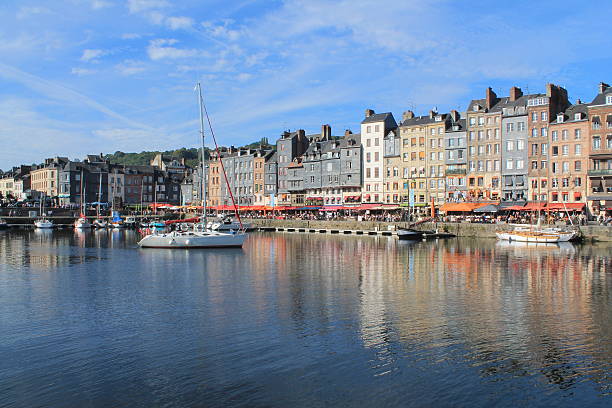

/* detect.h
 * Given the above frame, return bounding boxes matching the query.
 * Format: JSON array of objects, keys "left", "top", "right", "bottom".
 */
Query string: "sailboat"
[
  {"left": 93, "top": 172, "right": 108, "bottom": 228},
  {"left": 34, "top": 193, "right": 54, "bottom": 229},
  {"left": 138, "top": 82, "right": 247, "bottom": 249},
  {"left": 74, "top": 169, "right": 91, "bottom": 229}
]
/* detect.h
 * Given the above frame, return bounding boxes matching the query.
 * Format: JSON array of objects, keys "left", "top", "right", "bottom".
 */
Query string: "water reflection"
[{"left": 0, "top": 230, "right": 610, "bottom": 407}]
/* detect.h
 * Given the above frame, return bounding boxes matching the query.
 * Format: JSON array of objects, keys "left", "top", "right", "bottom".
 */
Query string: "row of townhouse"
[
  {"left": 4, "top": 153, "right": 188, "bottom": 207},
  {"left": 207, "top": 81, "right": 609, "bottom": 216}
]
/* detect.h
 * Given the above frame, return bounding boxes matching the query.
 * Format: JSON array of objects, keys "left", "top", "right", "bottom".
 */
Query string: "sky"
[{"left": 1, "top": 0, "right": 611, "bottom": 170}]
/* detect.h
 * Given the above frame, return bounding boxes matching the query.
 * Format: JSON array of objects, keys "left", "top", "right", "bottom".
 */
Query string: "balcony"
[
  {"left": 445, "top": 168, "right": 467, "bottom": 175},
  {"left": 588, "top": 169, "right": 612, "bottom": 177}
]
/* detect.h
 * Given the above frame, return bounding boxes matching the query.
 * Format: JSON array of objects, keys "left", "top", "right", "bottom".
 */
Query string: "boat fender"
[{"left": 185, "top": 240, "right": 191, "bottom": 245}]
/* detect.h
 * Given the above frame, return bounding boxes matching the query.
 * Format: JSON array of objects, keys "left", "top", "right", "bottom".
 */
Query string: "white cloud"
[
  {"left": 236, "top": 73, "right": 252, "bottom": 82},
  {"left": 121, "top": 33, "right": 142, "bottom": 39},
  {"left": 80, "top": 49, "right": 108, "bottom": 62},
  {"left": 115, "top": 60, "right": 146, "bottom": 75},
  {"left": 91, "top": 0, "right": 113, "bottom": 10},
  {"left": 147, "top": 39, "right": 201, "bottom": 60},
  {"left": 71, "top": 67, "right": 97, "bottom": 76},
  {"left": 202, "top": 21, "right": 241, "bottom": 41},
  {"left": 127, "top": 0, "right": 170, "bottom": 14},
  {"left": 166, "top": 16, "right": 193, "bottom": 30},
  {"left": 16, "top": 6, "right": 51, "bottom": 19}
]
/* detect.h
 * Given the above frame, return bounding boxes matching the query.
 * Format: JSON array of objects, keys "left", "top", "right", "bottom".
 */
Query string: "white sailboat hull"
[
  {"left": 496, "top": 231, "right": 560, "bottom": 243},
  {"left": 74, "top": 218, "right": 91, "bottom": 229},
  {"left": 35, "top": 220, "right": 54, "bottom": 229},
  {"left": 138, "top": 231, "right": 247, "bottom": 248}
]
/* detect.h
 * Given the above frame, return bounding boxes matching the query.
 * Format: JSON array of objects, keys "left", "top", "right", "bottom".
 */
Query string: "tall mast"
[
  {"left": 197, "top": 82, "right": 207, "bottom": 224},
  {"left": 80, "top": 169, "right": 84, "bottom": 216},
  {"left": 97, "top": 172, "right": 102, "bottom": 219}
]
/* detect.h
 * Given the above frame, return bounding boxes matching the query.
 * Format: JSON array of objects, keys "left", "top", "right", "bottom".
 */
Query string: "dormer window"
[
  {"left": 574, "top": 113, "right": 582, "bottom": 121},
  {"left": 606, "top": 95, "right": 612, "bottom": 104},
  {"left": 557, "top": 114, "right": 564, "bottom": 123},
  {"left": 473, "top": 105, "right": 480, "bottom": 112},
  {"left": 435, "top": 115, "right": 442, "bottom": 122}
]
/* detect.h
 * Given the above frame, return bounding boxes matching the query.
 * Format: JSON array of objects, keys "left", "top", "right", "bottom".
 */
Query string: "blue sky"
[{"left": 1, "top": 0, "right": 611, "bottom": 169}]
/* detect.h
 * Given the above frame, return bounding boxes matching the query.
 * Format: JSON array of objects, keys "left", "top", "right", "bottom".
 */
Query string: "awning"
[
  {"left": 503, "top": 205, "right": 526, "bottom": 211},
  {"left": 440, "top": 202, "right": 492, "bottom": 212},
  {"left": 523, "top": 202, "right": 547, "bottom": 211},
  {"left": 546, "top": 203, "right": 585, "bottom": 211},
  {"left": 473, "top": 204, "right": 500, "bottom": 213}
]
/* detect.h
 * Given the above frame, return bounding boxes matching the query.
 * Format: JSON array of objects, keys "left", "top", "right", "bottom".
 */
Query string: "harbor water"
[{"left": 0, "top": 229, "right": 610, "bottom": 407}]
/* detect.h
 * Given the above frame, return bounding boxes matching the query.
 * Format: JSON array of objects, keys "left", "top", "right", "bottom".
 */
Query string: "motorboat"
[
  {"left": 149, "top": 221, "right": 166, "bottom": 231},
  {"left": 208, "top": 215, "right": 251, "bottom": 231},
  {"left": 111, "top": 220, "right": 126, "bottom": 229},
  {"left": 35, "top": 218, "right": 54, "bottom": 229},
  {"left": 74, "top": 216, "right": 91, "bottom": 229},
  {"left": 138, "top": 228, "right": 247, "bottom": 248},
  {"left": 0, "top": 218, "right": 8, "bottom": 229},
  {"left": 93, "top": 218, "right": 108, "bottom": 228},
  {"left": 397, "top": 228, "right": 424, "bottom": 240}
]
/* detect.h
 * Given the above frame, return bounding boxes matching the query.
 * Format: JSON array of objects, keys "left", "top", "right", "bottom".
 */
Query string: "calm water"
[{"left": 0, "top": 229, "right": 610, "bottom": 407}]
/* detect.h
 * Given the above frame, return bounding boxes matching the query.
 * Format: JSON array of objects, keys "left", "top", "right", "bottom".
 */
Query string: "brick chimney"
[
  {"left": 599, "top": 82, "right": 610, "bottom": 94},
  {"left": 546, "top": 83, "right": 569, "bottom": 115},
  {"left": 509, "top": 86, "right": 523, "bottom": 102},
  {"left": 450, "top": 110, "right": 459, "bottom": 122},
  {"left": 485, "top": 87, "right": 497, "bottom": 109},
  {"left": 402, "top": 110, "right": 414, "bottom": 121},
  {"left": 365, "top": 109, "right": 375, "bottom": 118},
  {"left": 344, "top": 129, "right": 352, "bottom": 137},
  {"left": 321, "top": 124, "right": 331, "bottom": 140}
]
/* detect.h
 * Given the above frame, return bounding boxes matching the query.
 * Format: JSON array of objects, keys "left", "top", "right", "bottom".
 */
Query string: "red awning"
[
  {"left": 503, "top": 205, "right": 525, "bottom": 211},
  {"left": 546, "top": 203, "right": 585, "bottom": 210},
  {"left": 523, "top": 202, "right": 547, "bottom": 211}
]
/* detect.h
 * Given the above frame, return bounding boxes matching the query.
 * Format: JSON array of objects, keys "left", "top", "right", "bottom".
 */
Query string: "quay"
[
  {"left": 2, "top": 215, "right": 610, "bottom": 242},
  {"left": 243, "top": 219, "right": 612, "bottom": 242}
]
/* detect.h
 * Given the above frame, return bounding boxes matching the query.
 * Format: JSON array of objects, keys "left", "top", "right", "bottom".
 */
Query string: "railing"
[
  {"left": 588, "top": 169, "right": 612, "bottom": 176},
  {"left": 445, "top": 168, "right": 467, "bottom": 175}
]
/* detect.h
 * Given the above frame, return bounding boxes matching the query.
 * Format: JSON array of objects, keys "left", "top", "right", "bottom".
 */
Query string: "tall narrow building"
[{"left": 361, "top": 109, "right": 397, "bottom": 203}]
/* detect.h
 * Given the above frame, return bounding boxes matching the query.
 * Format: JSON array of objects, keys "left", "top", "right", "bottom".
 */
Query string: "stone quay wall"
[{"left": 244, "top": 218, "right": 612, "bottom": 242}]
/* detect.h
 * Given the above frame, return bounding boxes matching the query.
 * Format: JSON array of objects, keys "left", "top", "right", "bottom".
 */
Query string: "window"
[
  {"left": 506, "top": 141, "right": 514, "bottom": 151},
  {"left": 366, "top": 152, "right": 371, "bottom": 163},
  {"left": 506, "top": 159, "right": 513, "bottom": 169},
  {"left": 606, "top": 95, "right": 612, "bottom": 104},
  {"left": 562, "top": 145, "right": 569, "bottom": 156},
  {"left": 375, "top": 125, "right": 379, "bottom": 132},
  {"left": 518, "top": 122, "right": 525, "bottom": 132},
  {"left": 469, "top": 117, "right": 476, "bottom": 126},
  {"left": 469, "top": 131, "right": 475, "bottom": 141},
  {"left": 592, "top": 116, "right": 601, "bottom": 130},
  {"left": 478, "top": 117, "right": 485, "bottom": 126},
  {"left": 531, "top": 112, "right": 538, "bottom": 122},
  {"left": 374, "top": 138, "right": 379, "bottom": 147},
  {"left": 541, "top": 112, "right": 548, "bottom": 121},
  {"left": 541, "top": 127, "right": 548, "bottom": 137},
  {"left": 542, "top": 143, "right": 548, "bottom": 155},
  {"left": 374, "top": 167, "right": 379, "bottom": 178},
  {"left": 593, "top": 136, "right": 601, "bottom": 150},
  {"left": 531, "top": 128, "right": 537, "bottom": 137},
  {"left": 574, "top": 144, "right": 581, "bottom": 155},
  {"left": 551, "top": 131, "right": 558, "bottom": 141},
  {"left": 495, "top": 129, "right": 500, "bottom": 139},
  {"left": 517, "top": 139, "right": 525, "bottom": 150},
  {"left": 575, "top": 129, "right": 581, "bottom": 139},
  {"left": 374, "top": 152, "right": 379, "bottom": 161},
  {"left": 562, "top": 162, "right": 569, "bottom": 173},
  {"left": 506, "top": 123, "right": 514, "bottom": 132},
  {"left": 366, "top": 168, "right": 371, "bottom": 178},
  {"left": 367, "top": 126, "right": 371, "bottom": 133}
]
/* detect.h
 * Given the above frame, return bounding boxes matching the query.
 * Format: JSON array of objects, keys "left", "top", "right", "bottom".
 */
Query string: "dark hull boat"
[{"left": 397, "top": 229, "right": 424, "bottom": 240}]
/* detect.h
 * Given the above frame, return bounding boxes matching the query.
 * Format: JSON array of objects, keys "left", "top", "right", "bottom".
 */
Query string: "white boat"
[
  {"left": 138, "top": 229, "right": 247, "bottom": 248},
  {"left": 208, "top": 215, "right": 251, "bottom": 231},
  {"left": 124, "top": 216, "right": 137, "bottom": 228},
  {"left": 496, "top": 230, "right": 560, "bottom": 243},
  {"left": 35, "top": 219, "right": 54, "bottom": 229},
  {"left": 74, "top": 169, "right": 91, "bottom": 229},
  {"left": 138, "top": 82, "right": 247, "bottom": 250},
  {"left": 34, "top": 194, "right": 54, "bottom": 229},
  {"left": 74, "top": 216, "right": 91, "bottom": 229},
  {"left": 93, "top": 219, "right": 108, "bottom": 228},
  {"left": 510, "top": 226, "right": 577, "bottom": 242}
]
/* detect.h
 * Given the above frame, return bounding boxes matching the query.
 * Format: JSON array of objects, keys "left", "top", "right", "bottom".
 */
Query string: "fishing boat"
[
  {"left": 74, "top": 170, "right": 91, "bottom": 229},
  {"left": 397, "top": 228, "right": 424, "bottom": 240},
  {"left": 496, "top": 230, "right": 560, "bottom": 243},
  {"left": 138, "top": 82, "right": 247, "bottom": 249},
  {"left": 34, "top": 194, "right": 54, "bottom": 229}
]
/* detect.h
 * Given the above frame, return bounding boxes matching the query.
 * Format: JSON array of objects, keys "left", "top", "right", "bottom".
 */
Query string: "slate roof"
[
  {"left": 551, "top": 103, "right": 589, "bottom": 123},
  {"left": 590, "top": 86, "right": 612, "bottom": 106},
  {"left": 399, "top": 114, "right": 440, "bottom": 127},
  {"left": 361, "top": 112, "right": 394, "bottom": 124}
]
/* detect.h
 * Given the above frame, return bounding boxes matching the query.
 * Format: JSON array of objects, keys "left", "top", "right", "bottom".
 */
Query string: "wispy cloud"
[
  {"left": 127, "top": 0, "right": 170, "bottom": 14},
  {"left": 71, "top": 67, "right": 97, "bottom": 76},
  {"left": 166, "top": 16, "right": 193, "bottom": 30},
  {"left": 115, "top": 59, "right": 147, "bottom": 75},
  {"left": 16, "top": 6, "right": 52, "bottom": 19},
  {"left": 80, "top": 48, "right": 108, "bottom": 62},
  {"left": 147, "top": 38, "right": 202, "bottom": 60}
]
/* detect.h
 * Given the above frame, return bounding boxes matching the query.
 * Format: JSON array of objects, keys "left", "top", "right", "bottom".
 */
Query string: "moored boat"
[
  {"left": 397, "top": 228, "right": 424, "bottom": 240},
  {"left": 138, "top": 229, "right": 247, "bottom": 248},
  {"left": 0, "top": 218, "right": 8, "bottom": 229},
  {"left": 74, "top": 216, "right": 91, "bottom": 229}
]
